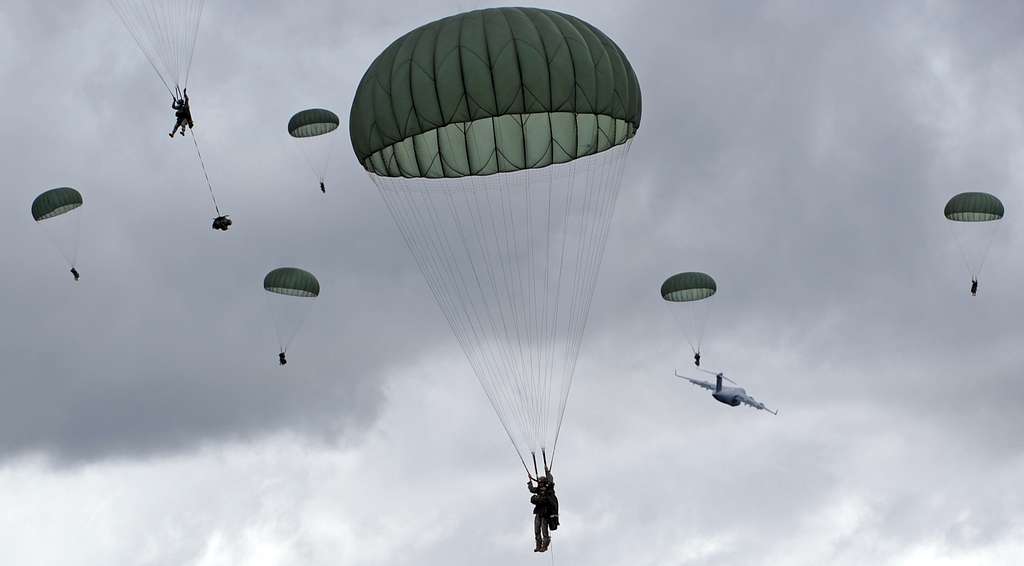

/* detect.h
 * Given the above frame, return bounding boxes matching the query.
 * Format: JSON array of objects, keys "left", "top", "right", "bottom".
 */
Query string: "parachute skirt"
[{"left": 370, "top": 141, "right": 631, "bottom": 466}]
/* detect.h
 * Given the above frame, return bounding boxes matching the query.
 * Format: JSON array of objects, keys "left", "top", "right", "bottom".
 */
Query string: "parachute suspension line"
[
  {"left": 108, "top": 0, "right": 174, "bottom": 96},
  {"left": 449, "top": 174, "right": 542, "bottom": 456},
  {"left": 379, "top": 174, "right": 517, "bottom": 439},
  {"left": 974, "top": 220, "right": 1003, "bottom": 277},
  {"left": 291, "top": 131, "right": 340, "bottom": 188},
  {"left": 378, "top": 172, "right": 541, "bottom": 466},
  {"left": 38, "top": 212, "right": 83, "bottom": 270},
  {"left": 946, "top": 221, "right": 976, "bottom": 277},
  {"left": 69, "top": 210, "right": 82, "bottom": 269},
  {"left": 695, "top": 297, "right": 712, "bottom": 354},
  {"left": 551, "top": 142, "right": 631, "bottom": 462},
  {"left": 946, "top": 219, "right": 1001, "bottom": 279},
  {"left": 376, "top": 173, "right": 533, "bottom": 472},
  {"left": 264, "top": 293, "right": 315, "bottom": 354},
  {"left": 107, "top": 0, "right": 205, "bottom": 93},
  {"left": 189, "top": 129, "right": 221, "bottom": 215},
  {"left": 371, "top": 141, "right": 630, "bottom": 469},
  {"left": 182, "top": 0, "right": 206, "bottom": 90},
  {"left": 320, "top": 126, "right": 342, "bottom": 183}
]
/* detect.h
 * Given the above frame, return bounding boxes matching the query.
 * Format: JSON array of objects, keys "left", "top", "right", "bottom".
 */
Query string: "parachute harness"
[{"left": 372, "top": 139, "right": 631, "bottom": 469}]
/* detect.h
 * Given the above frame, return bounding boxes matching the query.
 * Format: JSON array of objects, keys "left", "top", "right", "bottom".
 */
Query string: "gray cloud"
[{"left": 2, "top": 0, "right": 1024, "bottom": 563}]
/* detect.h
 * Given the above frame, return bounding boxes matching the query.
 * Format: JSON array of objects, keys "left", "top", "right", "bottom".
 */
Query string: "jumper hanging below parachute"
[
  {"left": 661, "top": 272, "right": 717, "bottom": 367},
  {"left": 263, "top": 267, "right": 320, "bottom": 366},
  {"left": 109, "top": 0, "right": 228, "bottom": 230},
  {"left": 288, "top": 108, "right": 340, "bottom": 195},
  {"left": 944, "top": 192, "right": 1004, "bottom": 296},
  {"left": 32, "top": 187, "right": 84, "bottom": 281}
]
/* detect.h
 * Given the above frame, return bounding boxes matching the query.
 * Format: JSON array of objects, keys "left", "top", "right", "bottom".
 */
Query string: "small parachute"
[
  {"left": 288, "top": 109, "right": 340, "bottom": 138},
  {"left": 944, "top": 192, "right": 1004, "bottom": 289},
  {"left": 661, "top": 272, "right": 717, "bottom": 363},
  {"left": 263, "top": 267, "right": 320, "bottom": 364},
  {"left": 661, "top": 272, "right": 717, "bottom": 303},
  {"left": 288, "top": 108, "right": 340, "bottom": 193},
  {"left": 32, "top": 187, "right": 84, "bottom": 278}
]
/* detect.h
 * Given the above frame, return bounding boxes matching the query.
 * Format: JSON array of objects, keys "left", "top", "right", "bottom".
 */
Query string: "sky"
[{"left": 2, "top": 1, "right": 1024, "bottom": 564}]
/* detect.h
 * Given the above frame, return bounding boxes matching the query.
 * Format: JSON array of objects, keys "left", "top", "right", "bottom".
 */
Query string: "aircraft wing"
[
  {"left": 739, "top": 394, "right": 778, "bottom": 415},
  {"left": 674, "top": 371, "right": 715, "bottom": 391}
]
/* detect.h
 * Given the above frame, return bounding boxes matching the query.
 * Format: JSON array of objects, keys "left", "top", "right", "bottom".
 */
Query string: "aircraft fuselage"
[{"left": 712, "top": 386, "right": 746, "bottom": 407}]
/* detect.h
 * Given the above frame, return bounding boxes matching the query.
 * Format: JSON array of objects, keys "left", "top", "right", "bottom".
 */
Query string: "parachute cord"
[
  {"left": 189, "top": 129, "right": 221, "bottom": 216},
  {"left": 974, "top": 221, "right": 1002, "bottom": 277},
  {"left": 107, "top": 0, "right": 175, "bottom": 97},
  {"left": 183, "top": 0, "right": 206, "bottom": 89},
  {"left": 947, "top": 221, "right": 976, "bottom": 277},
  {"left": 551, "top": 143, "right": 631, "bottom": 462}
]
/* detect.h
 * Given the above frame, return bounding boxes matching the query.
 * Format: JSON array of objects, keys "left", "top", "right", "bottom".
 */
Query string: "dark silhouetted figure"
[
  {"left": 70, "top": 267, "right": 79, "bottom": 281},
  {"left": 320, "top": 180, "right": 326, "bottom": 194},
  {"left": 279, "top": 352, "right": 287, "bottom": 366},
  {"left": 694, "top": 351, "right": 701, "bottom": 367},
  {"left": 528, "top": 472, "right": 559, "bottom": 552},
  {"left": 212, "top": 216, "right": 232, "bottom": 231},
  {"left": 971, "top": 278, "right": 978, "bottom": 296},
  {"left": 169, "top": 89, "right": 193, "bottom": 138}
]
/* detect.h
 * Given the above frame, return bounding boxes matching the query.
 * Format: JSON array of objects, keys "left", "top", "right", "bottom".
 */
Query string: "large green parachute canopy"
[
  {"left": 661, "top": 272, "right": 717, "bottom": 303},
  {"left": 350, "top": 6, "right": 642, "bottom": 178},
  {"left": 32, "top": 187, "right": 83, "bottom": 222},
  {"left": 944, "top": 192, "right": 1004, "bottom": 222},
  {"left": 263, "top": 268, "right": 320, "bottom": 298},
  {"left": 351, "top": 7, "right": 640, "bottom": 473},
  {"left": 288, "top": 109, "right": 340, "bottom": 138}
]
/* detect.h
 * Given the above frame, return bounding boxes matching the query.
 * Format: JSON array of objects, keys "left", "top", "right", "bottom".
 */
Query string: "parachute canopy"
[
  {"left": 288, "top": 109, "right": 340, "bottom": 138},
  {"left": 32, "top": 187, "right": 83, "bottom": 222},
  {"left": 944, "top": 192, "right": 1004, "bottom": 222},
  {"left": 352, "top": 7, "right": 641, "bottom": 473},
  {"left": 349, "top": 7, "right": 642, "bottom": 178},
  {"left": 264, "top": 268, "right": 320, "bottom": 298},
  {"left": 661, "top": 272, "right": 717, "bottom": 302}
]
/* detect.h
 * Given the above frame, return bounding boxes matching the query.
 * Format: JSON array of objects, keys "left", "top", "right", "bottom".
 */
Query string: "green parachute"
[
  {"left": 661, "top": 272, "right": 717, "bottom": 303},
  {"left": 288, "top": 109, "right": 340, "bottom": 138},
  {"left": 944, "top": 192, "right": 1004, "bottom": 291},
  {"left": 288, "top": 109, "right": 340, "bottom": 194},
  {"left": 263, "top": 268, "right": 320, "bottom": 365},
  {"left": 661, "top": 272, "right": 717, "bottom": 364},
  {"left": 944, "top": 192, "right": 1004, "bottom": 222},
  {"left": 264, "top": 267, "right": 321, "bottom": 298},
  {"left": 33, "top": 187, "right": 84, "bottom": 279},
  {"left": 351, "top": 7, "right": 641, "bottom": 474}
]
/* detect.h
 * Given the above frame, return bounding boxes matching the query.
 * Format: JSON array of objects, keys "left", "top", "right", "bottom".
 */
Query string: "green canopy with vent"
[
  {"left": 944, "top": 192, "right": 1004, "bottom": 222},
  {"left": 349, "top": 6, "right": 642, "bottom": 178},
  {"left": 288, "top": 109, "right": 340, "bottom": 138},
  {"left": 32, "top": 187, "right": 83, "bottom": 222},
  {"left": 661, "top": 272, "right": 717, "bottom": 303},
  {"left": 263, "top": 268, "right": 320, "bottom": 298}
]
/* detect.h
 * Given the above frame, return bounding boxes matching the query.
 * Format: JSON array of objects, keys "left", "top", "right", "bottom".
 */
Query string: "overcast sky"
[{"left": 3, "top": 1, "right": 1024, "bottom": 564}]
